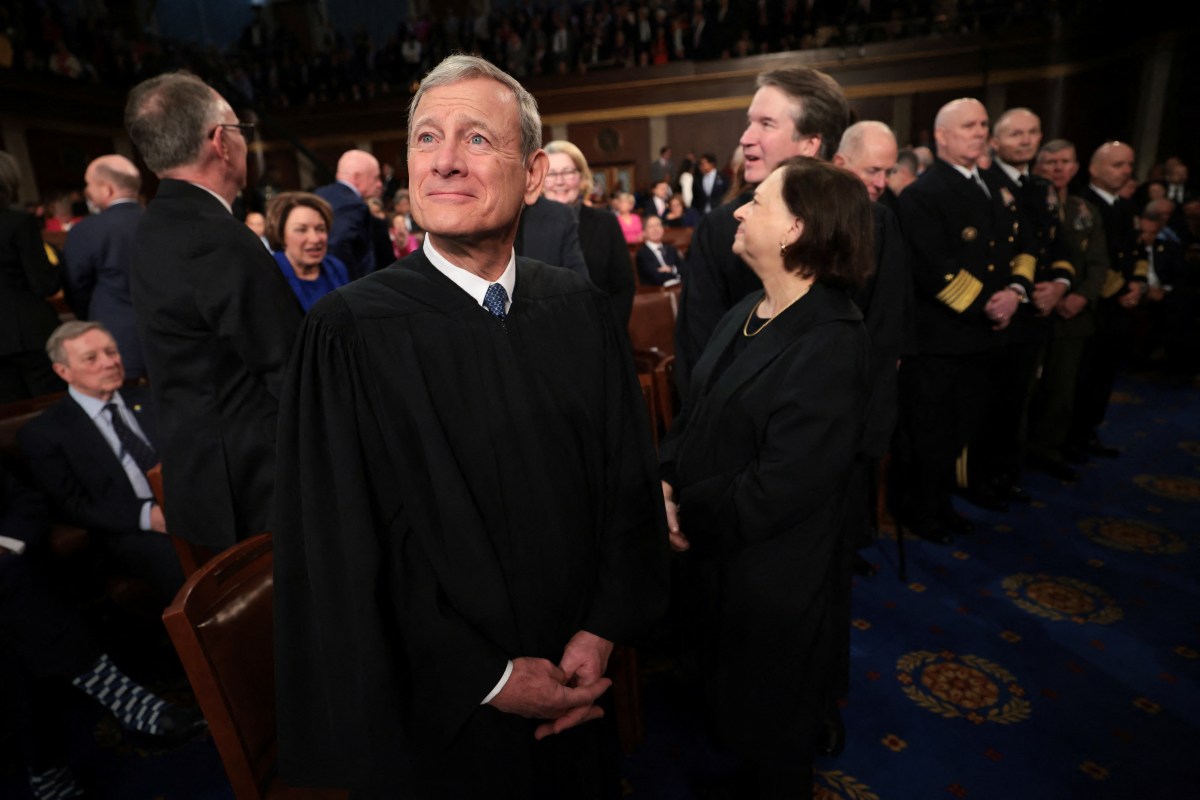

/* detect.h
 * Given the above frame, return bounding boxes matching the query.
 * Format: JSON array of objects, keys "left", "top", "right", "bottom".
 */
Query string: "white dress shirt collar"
[
  {"left": 187, "top": 182, "right": 233, "bottom": 214},
  {"left": 423, "top": 237, "right": 516, "bottom": 314},
  {"left": 1088, "top": 184, "right": 1118, "bottom": 206}
]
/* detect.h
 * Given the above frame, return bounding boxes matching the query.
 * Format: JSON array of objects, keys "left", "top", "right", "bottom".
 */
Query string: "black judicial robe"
[
  {"left": 273, "top": 249, "right": 670, "bottom": 795},
  {"left": 659, "top": 282, "right": 869, "bottom": 762}
]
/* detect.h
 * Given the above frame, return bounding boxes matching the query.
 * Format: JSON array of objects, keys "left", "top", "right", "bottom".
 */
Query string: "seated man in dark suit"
[
  {"left": 314, "top": 149, "right": 384, "bottom": 280},
  {"left": 636, "top": 215, "right": 681, "bottom": 286},
  {"left": 17, "top": 321, "right": 182, "bottom": 607},
  {"left": 1, "top": 462, "right": 204, "bottom": 799}
]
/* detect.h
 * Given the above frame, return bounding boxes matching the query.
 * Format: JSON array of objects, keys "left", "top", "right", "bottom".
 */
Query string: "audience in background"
[
  {"left": 636, "top": 215, "right": 681, "bottom": 286},
  {"left": 663, "top": 193, "right": 700, "bottom": 228},
  {"left": 615, "top": 191, "right": 644, "bottom": 245},
  {"left": 543, "top": 139, "right": 635, "bottom": 327},
  {"left": 62, "top": 155, "right": 147, "bottom": 379},
  {"left": 0, "top": 151, "right": 64, "bottom": 403},
  {"left": 265, "top": 191, "right": 349, "bottom": 312},
  {"left": 314, "top": 149, "right": 384, "bottom": 281},
  {"left": 18, "top": 321, "right": 182, "bottom": 607}
]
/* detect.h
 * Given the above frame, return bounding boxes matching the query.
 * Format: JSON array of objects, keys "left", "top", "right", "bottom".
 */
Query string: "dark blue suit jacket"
[
  {"left": 315, "top": 181, "right": 375, "bottom": 280},
  {"left": 63, "top": 201, "right": 147, "bottom": 378},
  {"left": 691, "top": 171, "right": 730, "bottom": 215},
  {"left": 18, "top": 386, "right": 159, "bottom": 537},
  {"left": 636, "top": 240, "right": 681, "bottom": 286}
]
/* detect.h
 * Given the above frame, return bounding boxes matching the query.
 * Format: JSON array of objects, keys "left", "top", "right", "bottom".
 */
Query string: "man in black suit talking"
[
  {"left": 124, "top": 71, "right": 303, "bottom": 554},
  {"left": 18, "top": 321, "right": 181, "bottom": 605}
]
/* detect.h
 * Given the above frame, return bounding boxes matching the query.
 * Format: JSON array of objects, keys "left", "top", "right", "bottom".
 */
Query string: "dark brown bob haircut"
[
  {"left": 775, "top": 156, "right": 874, "bottom": 291},
  {"left": 264, "top": 191, "right": 334, "bottom": 251}
]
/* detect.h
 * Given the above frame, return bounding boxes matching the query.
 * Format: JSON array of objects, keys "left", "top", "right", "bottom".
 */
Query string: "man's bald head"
[
  {"left": 84, "top": 154, "right": 141, "bottom": 210},
  {"left": 1089, "top": 141, "right": 1134, "bottom": 195},
  {"left": 336, "top": 149, "right": 383, "bottom": 200},
  {"left": 933, "top": 98, "right": 989, "bottom": 169},
  {"left": 833, "top": 120, "right": 898, "bottom": 202}
]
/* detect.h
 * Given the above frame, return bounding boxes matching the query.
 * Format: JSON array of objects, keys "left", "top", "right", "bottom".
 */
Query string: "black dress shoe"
[
  {"left": 818, "top": 709, "right": 846, "bottom": 757},
  {"left": 146, "top": 706, "right": 208, "bottom": 747},
  {"left": 1084, "top": 439, "right": 1120, "bottom": 458},
  {"left": 939, "top": 510, "right": 975, "bottom": 535}
]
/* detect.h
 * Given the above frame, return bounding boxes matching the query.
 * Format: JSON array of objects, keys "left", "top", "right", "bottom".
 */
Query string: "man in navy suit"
[
  {"left": 315, "top": 149, "right": 384, "bottom": 280},
  {"left": 635, "top": 215, "right": 681, "bottom": 286},
  {"left": 63, "top": 155, "right": 147, "bottom": 379},
  {"left": 690, "top": 153, "right": 729, "bottom": 215},
  {"left": 17, "top": 321, "right": 182, "bottom": 606}
]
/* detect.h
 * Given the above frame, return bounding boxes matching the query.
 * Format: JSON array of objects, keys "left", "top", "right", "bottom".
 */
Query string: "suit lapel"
[{"left": 60, "top": 397, "right": 130, "bottom": 481}]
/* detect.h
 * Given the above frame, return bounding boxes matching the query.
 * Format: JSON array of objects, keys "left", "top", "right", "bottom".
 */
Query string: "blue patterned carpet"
[
  {"left": 5, "top": 370, "right": 1197, "bottom": 799},
  {"left": 626, "top": 370, "right": 1200, "bottom": 799}
]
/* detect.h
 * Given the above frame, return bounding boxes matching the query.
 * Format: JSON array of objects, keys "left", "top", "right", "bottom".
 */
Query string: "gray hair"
[
  {"left": 46, "top": 321, "right": 111, "bottom": 365},
  {"left": 408, "top": 54, "right": 542, "bottom": 163},
  {"left": 125, "top": 71, "right": 226, "bottom": 174}
]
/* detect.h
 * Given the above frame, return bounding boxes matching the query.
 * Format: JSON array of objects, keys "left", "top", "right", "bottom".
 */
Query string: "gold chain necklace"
[{"left": 742, "top": 291, "right": 804, "bottom": 337}]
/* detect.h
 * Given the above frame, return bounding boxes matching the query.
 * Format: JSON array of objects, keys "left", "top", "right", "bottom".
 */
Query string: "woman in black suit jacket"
[
  {"left": 659, "top": 158, "right": 873, "bottom": 798},
  {"left": 0, "top": 151, "right": 64, "bottom": 402},
  {"left": 542, "top": 140, "right": 635, "bottom": 328}
]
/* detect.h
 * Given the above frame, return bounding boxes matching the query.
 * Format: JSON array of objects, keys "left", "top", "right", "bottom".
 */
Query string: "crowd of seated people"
[{"left": 4, "top": 0, "right": 1112, "bottom": 112}]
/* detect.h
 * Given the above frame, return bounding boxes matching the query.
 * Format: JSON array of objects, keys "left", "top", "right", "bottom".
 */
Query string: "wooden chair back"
[
  {"left": 162, "top": 532, "right": 346, "bottom": 800},
  {"left": 146, "top": 463, "right": 214, "bottom": 578}
]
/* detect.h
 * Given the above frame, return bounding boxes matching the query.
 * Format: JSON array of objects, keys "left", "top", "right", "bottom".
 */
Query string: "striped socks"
[
  {"left": 70, "top": 653, "right": 168, "bottom": 736},
  {"left": 28, "top": 766, "right": 84, "bottom": 800}
]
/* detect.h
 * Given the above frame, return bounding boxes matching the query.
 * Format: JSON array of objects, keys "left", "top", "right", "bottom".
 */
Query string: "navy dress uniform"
[{"left": 892, "top": 159, "right": 1037, "bottom": 539}]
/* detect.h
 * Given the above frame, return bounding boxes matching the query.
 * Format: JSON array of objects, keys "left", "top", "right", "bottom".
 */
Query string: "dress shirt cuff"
[
  {"left": 1054, "top": 277, "right": 1071, "bottom": 287},
  {"left": 1007, "top": 284, "right": 1029, "bottom": 302},
  {"left": 139, "top": 500, "right": 154, "bottom": 531},
  {"left": 481, "top": 659, "right": 513, "bottom": 705},
  {"left": 0, "top": 536, "right": 26, "bottom": 555}
]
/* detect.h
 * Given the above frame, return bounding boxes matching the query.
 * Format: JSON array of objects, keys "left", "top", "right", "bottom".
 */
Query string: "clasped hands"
[
  {"left": 984, "top": 287, "right": 1021, "bottom": 330},
  {"left": 488, "top": 630, "right": 614, "bottom": 740}
]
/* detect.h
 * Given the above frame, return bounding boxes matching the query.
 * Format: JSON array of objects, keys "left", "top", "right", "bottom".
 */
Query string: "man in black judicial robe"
[{"left": 273, "top": 55, "right": 669, "bottom": 799}]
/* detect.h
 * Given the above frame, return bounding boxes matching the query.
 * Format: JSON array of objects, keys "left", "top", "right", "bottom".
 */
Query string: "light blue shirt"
[{"left": 69, "top": 387, "right": 156, "bottom": 530}]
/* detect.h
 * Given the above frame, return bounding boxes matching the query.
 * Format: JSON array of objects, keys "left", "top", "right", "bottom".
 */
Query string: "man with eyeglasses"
[{"left": 124, "top": 71, "right": 302, "bottom": 555}]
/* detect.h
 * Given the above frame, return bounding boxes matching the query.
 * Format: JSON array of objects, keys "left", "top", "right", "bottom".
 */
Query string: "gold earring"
[{"left": 779, "top": 242, "right": 788, "bottom": 256}]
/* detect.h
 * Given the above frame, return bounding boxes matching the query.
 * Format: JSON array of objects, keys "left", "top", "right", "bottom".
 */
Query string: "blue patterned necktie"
[
  {"left": 106, "top": 403, "right": 158, "bottom": 474},
  {"left": 483, "top": 283, "right": 508, "bottom": 329}
]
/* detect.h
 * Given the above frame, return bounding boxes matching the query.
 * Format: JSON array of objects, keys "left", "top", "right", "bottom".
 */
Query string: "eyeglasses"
[
  {"left": 545, "top": 168, "right": 580, "bottom": 181},
  {"left": 210, "top": 122, "right": 256, "bottom": 139}
]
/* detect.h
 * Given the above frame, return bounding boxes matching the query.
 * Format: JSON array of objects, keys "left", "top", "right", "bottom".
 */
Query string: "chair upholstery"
[
  {"left": 162, "top": 532, "right": 346, "bottom": 800},
  {"left": 628, "top": 290, "right": 680, "bottom": 433}
]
